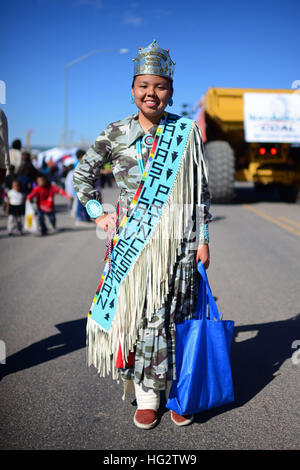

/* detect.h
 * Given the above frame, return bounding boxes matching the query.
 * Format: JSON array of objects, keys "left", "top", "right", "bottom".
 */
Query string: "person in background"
[
  {"left": 100, "top": 162, "right": 113, "bottom": 188},
  {"left": 30, "top": 152, "right": 39, "bottom": 169},
  {"left": 20, "top": 151, "right": 38, "bottom": 180},
  {"left": 0, "top": 108, "right": 10, "bottom": 185},
  {"left": 5, "top": 165, "right": 17, "bottom": 190},
  {"left": 46, "top": 158, "right": 59, "bottom": 184},
  {"left": 17, "top": 151, "right": 38, "bottom": 195},
  {"left": 6, "top": 179, "right": 25, "bottom": 236},
  {"left": 64, "top": 164, "right": 76, "bottom": 213},
  {"left": 9, "top": 139, "right": 22, "bottom": 172},
  {"left": 26, "top": 174, "right": 71, "bottom": 235},
  {"left": 74, "top": 149, "right": 91, "bottom": 226}
]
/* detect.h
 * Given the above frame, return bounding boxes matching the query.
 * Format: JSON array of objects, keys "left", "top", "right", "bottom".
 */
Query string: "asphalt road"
[{"left": 0, "top": 182, "right": 299, "bottom": 451}]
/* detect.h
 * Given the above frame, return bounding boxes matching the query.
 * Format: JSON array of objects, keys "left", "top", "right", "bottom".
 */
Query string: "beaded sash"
[{"left": 88, "top": 113, "right": 193, "bottom": 332}]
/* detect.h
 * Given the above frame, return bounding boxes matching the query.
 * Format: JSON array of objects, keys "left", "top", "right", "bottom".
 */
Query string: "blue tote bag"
[{"left": 166, "top": 262, "right": 235, "bottom": 415}]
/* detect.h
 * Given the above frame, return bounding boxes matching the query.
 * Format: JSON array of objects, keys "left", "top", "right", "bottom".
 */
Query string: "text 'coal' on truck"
[{"left": 197, "top": 88, "right": 300, "bottom": 203}]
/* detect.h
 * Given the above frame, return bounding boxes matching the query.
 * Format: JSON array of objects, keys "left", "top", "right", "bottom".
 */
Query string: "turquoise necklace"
[{"left": 135, "top": 133, "right": 155, "bottom": 175}]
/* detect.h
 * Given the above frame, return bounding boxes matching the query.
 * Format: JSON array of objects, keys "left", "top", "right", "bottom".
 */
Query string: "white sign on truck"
[{"left": 243, "top": 92, "right": 300, "bottom": 143}]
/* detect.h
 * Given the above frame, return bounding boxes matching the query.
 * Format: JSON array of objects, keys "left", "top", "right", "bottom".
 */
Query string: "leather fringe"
[{"left": 86, "top": 122, "right": 204, "bottom": 380}]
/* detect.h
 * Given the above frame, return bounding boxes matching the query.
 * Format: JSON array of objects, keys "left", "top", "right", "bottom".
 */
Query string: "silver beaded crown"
[{"left": 133, "top": 40, "right": 175, "bottom": 80}]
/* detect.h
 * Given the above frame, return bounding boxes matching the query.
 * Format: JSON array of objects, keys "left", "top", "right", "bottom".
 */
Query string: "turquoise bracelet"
[
  {"left": 199, "top": 223, "right": 209, "bottom": 243},
  {"left": 86, "top": 199, "right": 104, "bottom": 218}
]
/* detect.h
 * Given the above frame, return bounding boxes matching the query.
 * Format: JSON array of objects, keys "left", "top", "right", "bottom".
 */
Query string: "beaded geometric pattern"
[{"left": 86, "top": 199, "right": 103, "bottom": 218}]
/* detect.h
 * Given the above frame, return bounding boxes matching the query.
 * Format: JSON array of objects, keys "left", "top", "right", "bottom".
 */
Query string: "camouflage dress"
[{"left": 73, "top": 113, "right": 212, "bottom": 393}]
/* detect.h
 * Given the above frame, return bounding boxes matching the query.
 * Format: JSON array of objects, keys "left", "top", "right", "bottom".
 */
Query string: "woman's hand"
[
  {"left": 196, "top": 244, "right": 210, "bottom": 270},
  {"left": 95, "top": 212, "right": 117, "bottom": 233}
]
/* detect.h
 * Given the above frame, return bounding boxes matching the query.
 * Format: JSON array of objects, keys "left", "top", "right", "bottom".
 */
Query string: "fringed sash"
[{"left": 87, "top": 113, "right": 196, "bottom": 379}]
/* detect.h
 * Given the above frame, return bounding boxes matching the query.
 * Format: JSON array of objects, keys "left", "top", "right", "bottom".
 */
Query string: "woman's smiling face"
[{"left": 132, "top": 74, "right": 173, "bottom": 122}]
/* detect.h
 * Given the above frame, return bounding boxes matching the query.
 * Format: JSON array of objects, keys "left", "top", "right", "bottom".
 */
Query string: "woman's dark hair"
[{"left": 131, "top": 76, "right": 173, "bottom": 92}]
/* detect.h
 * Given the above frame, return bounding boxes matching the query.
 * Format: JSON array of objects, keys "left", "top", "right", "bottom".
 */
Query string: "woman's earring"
[
  {"left": 168, "top": 98, "right": 173, "bottom": 107},
  {"left": 131, "top": 95, "right": 135, "bottom": 104}
]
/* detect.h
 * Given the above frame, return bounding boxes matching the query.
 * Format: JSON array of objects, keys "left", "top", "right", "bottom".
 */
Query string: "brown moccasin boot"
[
  {"left": 170, "top": 410, "right": 194, "bottom": 426},
  {"left": 134, "top": 409, "right": 158, "bottom": 429}
]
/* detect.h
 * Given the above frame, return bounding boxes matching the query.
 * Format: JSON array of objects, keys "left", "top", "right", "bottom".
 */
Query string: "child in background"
[
  {"left": 5, "top": 165, "right": 17, "bottom": 190},
  {"left": 26, "top": 174, "right": 71, "bottom": 235},
  {"left": 6, "top": 179, "right": 25, "bottom": 236}
]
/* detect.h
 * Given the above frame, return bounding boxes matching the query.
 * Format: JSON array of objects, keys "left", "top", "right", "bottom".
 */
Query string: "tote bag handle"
[
  {"left": 195, "top": 272, "right": 207, "bottom": 320},
  {"left": 196, "top": 261, "right": 222, "bottom": 321}
]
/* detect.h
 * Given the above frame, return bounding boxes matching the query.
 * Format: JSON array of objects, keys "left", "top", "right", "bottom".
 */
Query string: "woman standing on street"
[{"left": 73, "top": 40, "right": 212, "bottom": 430}]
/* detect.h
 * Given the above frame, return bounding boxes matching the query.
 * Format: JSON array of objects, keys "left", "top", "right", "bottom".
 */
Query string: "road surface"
[{"left": 0, "top": 183, "right": 299, "bottom": 451}]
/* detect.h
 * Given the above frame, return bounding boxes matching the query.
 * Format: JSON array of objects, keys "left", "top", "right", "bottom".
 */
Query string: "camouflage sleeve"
[
  {"left": 73, "top": 126, "right": 112, "bottom": 206},
  {"left": 193, "top": 122, "right": 213, "bottom": 245}
]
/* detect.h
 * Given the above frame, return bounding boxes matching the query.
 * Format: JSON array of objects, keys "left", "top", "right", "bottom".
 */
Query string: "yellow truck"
[{"left": 197, "top": 87, "right": 300, "bottom": 202}]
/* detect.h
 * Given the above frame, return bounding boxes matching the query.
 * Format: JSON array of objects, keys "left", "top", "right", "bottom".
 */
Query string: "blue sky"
[{"left": 1, "top": 0, "right": 300, "bottom": 148}]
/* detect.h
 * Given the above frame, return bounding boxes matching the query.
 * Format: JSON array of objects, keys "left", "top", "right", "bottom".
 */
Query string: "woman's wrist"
[
  {"left": 198, "top": 223, "right": 209, "bottom": 244},
  {"left": 95, "top": 213, "right": 107, "bottom": 224}
]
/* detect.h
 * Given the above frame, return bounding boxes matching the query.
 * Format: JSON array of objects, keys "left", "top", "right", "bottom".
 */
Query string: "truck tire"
[
  {"left": 204, "top": 141, "right": 235, "bottom": 203},
  {"left": 277, "top": 184, "right": 298, "bottom": 203}
]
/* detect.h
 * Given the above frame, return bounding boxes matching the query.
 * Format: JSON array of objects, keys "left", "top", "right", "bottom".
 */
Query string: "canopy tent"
[{"left": 37, "top": 147, "right": 79, "bottom": 169}]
